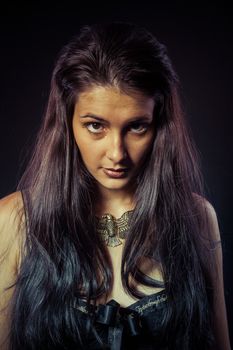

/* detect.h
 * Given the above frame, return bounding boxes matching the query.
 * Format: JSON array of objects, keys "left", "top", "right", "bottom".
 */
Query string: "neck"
[{"left": 95, "top": 186, "right": 136, "bottom": 218}]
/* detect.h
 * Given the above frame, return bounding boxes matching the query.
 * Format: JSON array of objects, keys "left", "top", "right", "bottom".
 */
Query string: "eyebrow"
[{"left": 80, "top": 113, "right": 152, "bottom": 123}]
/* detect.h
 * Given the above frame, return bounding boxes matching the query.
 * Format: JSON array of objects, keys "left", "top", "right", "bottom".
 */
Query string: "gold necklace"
[{"left": 95, "top": 210, "right": 134, "bottom": 247}]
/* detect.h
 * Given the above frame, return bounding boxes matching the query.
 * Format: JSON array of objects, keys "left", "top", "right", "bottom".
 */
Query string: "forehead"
[{"left": 74, "top": 85, "right": 155, "bottom": 118}]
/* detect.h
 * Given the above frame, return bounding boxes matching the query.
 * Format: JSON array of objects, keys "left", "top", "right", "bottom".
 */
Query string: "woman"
[{"left": 0, "top": 22, "right": 230, "bottom": 349}]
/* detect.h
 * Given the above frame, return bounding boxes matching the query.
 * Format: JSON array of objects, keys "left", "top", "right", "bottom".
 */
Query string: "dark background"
[{"left": 0, "top": 1, "right": 232, "bottom": 344}]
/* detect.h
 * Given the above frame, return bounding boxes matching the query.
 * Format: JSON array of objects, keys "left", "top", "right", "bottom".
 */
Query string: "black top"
[{"left": 72, "top": 289, "right": 169, "bottom": 350}]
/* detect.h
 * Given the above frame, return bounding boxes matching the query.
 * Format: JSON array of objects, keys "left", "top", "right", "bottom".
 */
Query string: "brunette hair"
[{"left": 9, "top": 22, "right": 217, "bottom": 348}]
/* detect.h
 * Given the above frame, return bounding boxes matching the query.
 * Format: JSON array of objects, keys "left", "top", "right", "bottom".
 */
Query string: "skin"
[
  {"left": 0, "top": 84, "right": 230, "bottom": 348},
  {"left": 72, "top": 85, "right": 156, "bottom": 217}
]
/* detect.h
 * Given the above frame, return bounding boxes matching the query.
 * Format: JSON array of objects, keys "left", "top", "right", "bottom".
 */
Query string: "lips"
[
  {"left": 103, "top": 167, "right": 129, "bottom": 178},
  {"left": 106, "top": 168, "right": 128, "bottom": 172}
]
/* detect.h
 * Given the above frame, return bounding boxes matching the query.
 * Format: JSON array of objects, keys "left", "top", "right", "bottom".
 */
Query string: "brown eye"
[
  {"left": 130, "top": 123, "right": 149, "bottom": 134},
  {"left": 85, "top": 122, "right": 104, "bottom": 134}
]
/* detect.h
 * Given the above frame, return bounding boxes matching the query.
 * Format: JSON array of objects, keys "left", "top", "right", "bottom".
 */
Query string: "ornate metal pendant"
[{"left": 95, "top": 210, "right": 134, "bottom": 247}]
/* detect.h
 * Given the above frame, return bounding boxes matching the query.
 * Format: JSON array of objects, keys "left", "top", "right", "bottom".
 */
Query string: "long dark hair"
[{"left": 9, "top": 22, "right": 217, "bottom": 349}]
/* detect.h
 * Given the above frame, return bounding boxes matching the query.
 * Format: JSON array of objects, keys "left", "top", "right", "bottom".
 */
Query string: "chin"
[{"left": 98, "top": 179, "right": 130, "bottom": 190}]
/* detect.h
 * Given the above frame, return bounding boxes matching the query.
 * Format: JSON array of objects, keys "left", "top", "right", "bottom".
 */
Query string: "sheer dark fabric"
[{"left": 70, "top": 289, "right": 169, "bottom": 349}]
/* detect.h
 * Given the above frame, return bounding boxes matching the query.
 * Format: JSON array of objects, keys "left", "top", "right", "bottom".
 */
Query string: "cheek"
[
  {"left": 78, "top": 143, "right": 94, "bottom": 164},
  {"left": 73, "top": 130, "right": 88, "bottom": 161},
  {"left": 75, "top": 136, "right": 102, "bottom": 167},
  {"left": 129, "top": 135, "right": 154, "bottom": 162}
]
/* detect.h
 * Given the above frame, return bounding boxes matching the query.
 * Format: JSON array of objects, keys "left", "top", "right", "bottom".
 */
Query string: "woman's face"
[{"left": 72, "top": 85, "right": 155, "bottom": 195}]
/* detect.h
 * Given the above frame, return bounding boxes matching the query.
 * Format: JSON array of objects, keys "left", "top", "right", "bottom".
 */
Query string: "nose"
[{"left": 105, "top": 131, "right": 127, "bottom": 163}]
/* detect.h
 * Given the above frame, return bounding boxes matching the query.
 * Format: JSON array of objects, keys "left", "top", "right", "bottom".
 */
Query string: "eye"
[
  {"left": 84, "top": 122, "right": 104, "bottom": 134},
  {"left": 129, "top": 123, "right": 150, "bottom": 134}
]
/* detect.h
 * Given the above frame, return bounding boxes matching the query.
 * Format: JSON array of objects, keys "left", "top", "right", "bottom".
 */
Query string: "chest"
[{"left": 98, "top": 243, "right": 165, "bottom": 307}]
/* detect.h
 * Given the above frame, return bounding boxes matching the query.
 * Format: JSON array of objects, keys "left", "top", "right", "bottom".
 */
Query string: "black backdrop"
[{"left": 0, "top": 1, "right": 232, "bottom": 344}]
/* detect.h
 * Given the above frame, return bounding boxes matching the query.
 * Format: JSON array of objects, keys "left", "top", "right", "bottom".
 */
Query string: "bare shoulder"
[
  {"left": 0, "top": 191, "right": 24, "bottom": 225},
  {"left": 0, "top": 191, "right": 25, "bottom": 240},
  {"left": 0, "top": 193, "right": 25, "bottom": 349},
  {"left": 192, "top": 192, "right": 221, "bottom": 243},
  {"left": 0, "top": 191, "right": 25, "bottom": 274},
  {"left": 192, "top": 193, "right": 231, "bottom": 349}
]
